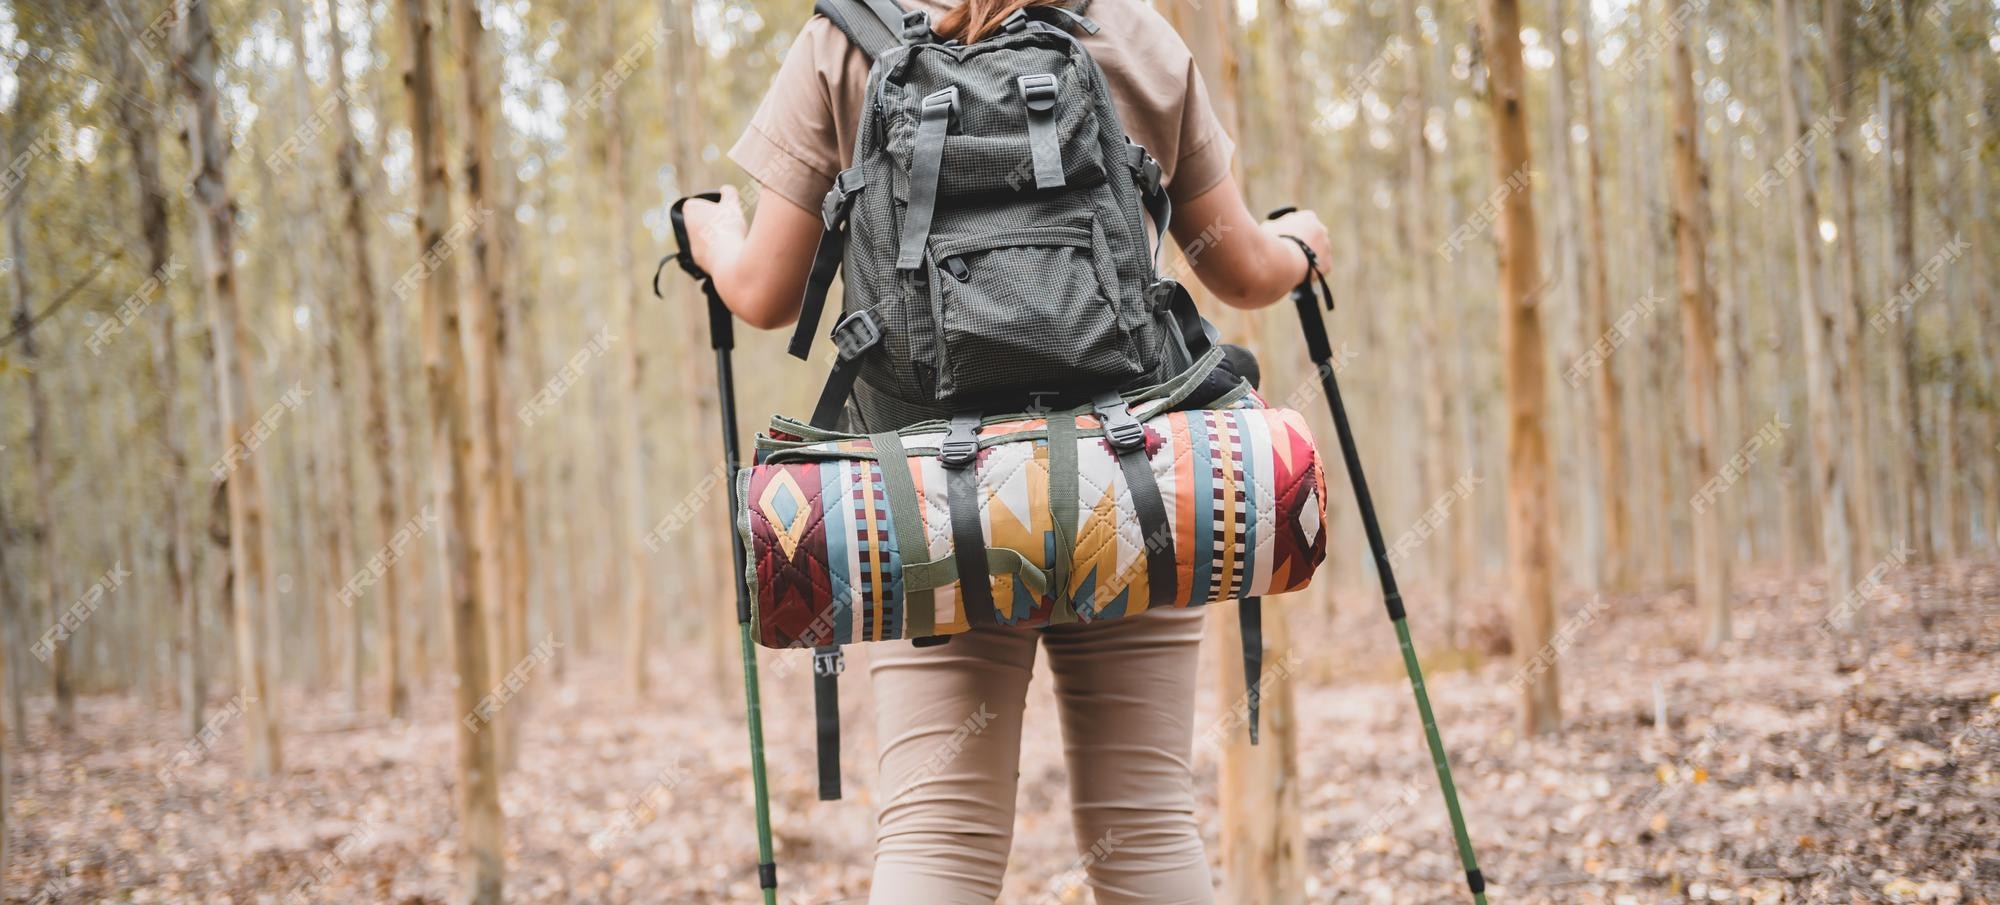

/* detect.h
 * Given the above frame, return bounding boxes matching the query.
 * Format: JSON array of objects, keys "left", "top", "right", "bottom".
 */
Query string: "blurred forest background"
[{"left": 0, "top": 0, "right": 1996, "bottom": 900}]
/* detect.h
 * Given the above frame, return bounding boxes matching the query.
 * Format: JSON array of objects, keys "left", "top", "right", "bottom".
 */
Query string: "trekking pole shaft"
[
  {"left": 1269, "top": 224, "right": 1487, "bottom": 900},
  {"left": 676, "top": 189, "right": 779, "bottom": 904},
  {"left": 718, "top": 335, "right": 780, "bottom": 905},
  {"left": 1314, "top": 358, "right": 1487, "bottom": 904}
]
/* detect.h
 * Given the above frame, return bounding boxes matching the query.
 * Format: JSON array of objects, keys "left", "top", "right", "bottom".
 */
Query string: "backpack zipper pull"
[{"left": 944, "top": 256, "right": 971, "bottom": 282}]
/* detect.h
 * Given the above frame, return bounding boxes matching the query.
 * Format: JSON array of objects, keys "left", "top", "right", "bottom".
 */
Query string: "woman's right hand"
[{"left": 1262, "top": 208, "right": 1332, "bottom": 284}]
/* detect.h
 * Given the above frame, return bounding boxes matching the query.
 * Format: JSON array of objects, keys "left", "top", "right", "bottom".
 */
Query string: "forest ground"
[{"left": 8, "top": 559, "right": 1997, "bottom": 904}]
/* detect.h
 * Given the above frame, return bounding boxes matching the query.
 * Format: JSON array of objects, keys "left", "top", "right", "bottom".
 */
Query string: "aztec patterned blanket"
[{"left": 737, "top": 392, "right": 1328, "bottom": 650}]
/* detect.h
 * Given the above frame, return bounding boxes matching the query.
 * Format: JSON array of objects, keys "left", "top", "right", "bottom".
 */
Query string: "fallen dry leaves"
[{"left": 7, "top": 561, "right": 1996, "bottom": 903}]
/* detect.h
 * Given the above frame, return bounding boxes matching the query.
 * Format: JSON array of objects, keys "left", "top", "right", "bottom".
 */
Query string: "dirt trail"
[{"left": 9, "top": 562, "right": 1996, "bottom": 903}]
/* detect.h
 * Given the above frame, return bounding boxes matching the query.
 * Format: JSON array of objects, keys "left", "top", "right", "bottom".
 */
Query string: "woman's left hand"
[{"left": 679, "top": 185, "right": 748, "bottom": 277}]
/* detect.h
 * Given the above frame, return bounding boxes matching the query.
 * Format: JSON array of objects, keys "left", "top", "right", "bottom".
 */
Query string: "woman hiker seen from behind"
[{"left": 680, "top": 0, "right": 1333, "bottom": 900}]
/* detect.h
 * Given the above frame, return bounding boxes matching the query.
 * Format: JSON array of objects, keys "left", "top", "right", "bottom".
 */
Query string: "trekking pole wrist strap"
[{"left": 667, "top": 191, "right": 735, "bottom": 351}]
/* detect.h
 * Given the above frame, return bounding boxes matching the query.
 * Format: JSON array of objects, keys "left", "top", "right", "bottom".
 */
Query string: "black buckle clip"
[
  {"left": 940, "top": 414, "right": 980, "bottom": 469},
  {"left": 1124, "top": 142, "right": 1164, "bottom": 197},
  {"left": 1018, "top": 74, "right": 1058, "bottom": 112},
  {"left": 813, "top": 647, "right": 845, "bottom": 677},
  {"left": 901, "top": 9, "right": 933, "bottom": 42},
  {"left": 829, "top": 309, "right": 882, "bottom": 360},
  {"left": 1094, "top": 393, "right": 1146, "bottom": 453},
  {"left": 822, "top": 169, "right": 862, "bottom": 230}
]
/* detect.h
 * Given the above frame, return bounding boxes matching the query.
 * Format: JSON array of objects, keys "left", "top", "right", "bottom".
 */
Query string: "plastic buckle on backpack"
[
  {"left": 1003, "top": 8, "right": 1029, "bottom": 32},
  {"left": 829, "top": 310, "right": 882, "bottom": 361},
  {"left": 1094, "top": 394, "right": 1146, "bottom": 453},
  {"left": 940, "top": 415, "right": 980, "bottom": 469},
  {"left": 822, "top": 169, "right": 863, "bottom": 230},
  {"left": 813, "top": 648, "right": 845, "bottom": 677},
  {"left": 901, "top": 9, "right": 933, "bottom": 42},
  {"left": 1018, "top": 73, "right": 1058, "bottom": 111},
  {"left": 1125, "top": 141, "right": 1164, "bottom": 198},
  {"left": 921, "top": 86, "right": 958, "bottom": 118}
]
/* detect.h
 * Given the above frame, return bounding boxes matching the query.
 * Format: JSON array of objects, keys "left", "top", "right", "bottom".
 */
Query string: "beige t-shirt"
[{"left": 728, "top": 0, "right": 1236, "bottom": 213}]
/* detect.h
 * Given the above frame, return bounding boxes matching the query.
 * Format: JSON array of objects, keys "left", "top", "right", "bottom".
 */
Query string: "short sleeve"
[
  {"left": 1167, "top": 55, "right": 1236, "bottom": 204},
  {"left": 728, "top": 23, "right": 848, "bottom": 211}
]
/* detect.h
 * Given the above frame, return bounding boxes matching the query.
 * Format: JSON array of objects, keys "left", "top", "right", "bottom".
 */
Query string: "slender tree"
[
  {"left": 1573, "top": 6, "right": 1628, "bottom": 591},
  {"left": 1480, "top": 0, "right": 1560, "bottom": 733},
  {"left": 321, "top": 0, "right": 408, "bottom": 718},
  {"left": 1885, "top": 0, "right": 1930, "bottom": 563},
  {"left": 1157, "top": 3, "right": 1303, "bottom": 899},
  {"left": 103, "top": 0, "right": 202, "bottom": 736},
  {"left": 1666, "top": 9, "right": 1730, "bottom": 647},
  {"left": 276, "top": 0, "right": 366, "bottom": 711},
  {"left": 1775, "top": 0, "right": 1860, "bottom": 630},
  {"left": 1406, "top": 0, "right": 1466, "bottom": 636},
  {"left": 1822, "top": 0, "right": 1877, "bottom": 570},
  {"left": 452, "top": 0, "right": 522, "bottom": 767},
  {"left": 176, "top": 0, "right": 281, "bottom": 774},
  {"left": 598, "top": 0, "right": 653, "bottom": 699},
  {"left": 400, "top": 0, "right": 503, "bottom": 896},
  {"left": 4, "top": 65, "right": 74, "bottom": 735}
]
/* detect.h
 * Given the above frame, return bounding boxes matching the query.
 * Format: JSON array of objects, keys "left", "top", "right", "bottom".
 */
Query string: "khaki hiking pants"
[{"left": 866, "top": 605, "right": 1216, "bottom": 905}]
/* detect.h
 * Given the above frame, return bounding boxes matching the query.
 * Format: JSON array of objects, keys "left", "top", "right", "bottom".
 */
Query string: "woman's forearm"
[{"left": 1169, "top": 174, "right": 1326, "bottom": 310}]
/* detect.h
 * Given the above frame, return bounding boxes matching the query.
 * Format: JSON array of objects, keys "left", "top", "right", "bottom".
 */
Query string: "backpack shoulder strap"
[{"left": 813, "top": 0, "right": 910, "bottom": 60}]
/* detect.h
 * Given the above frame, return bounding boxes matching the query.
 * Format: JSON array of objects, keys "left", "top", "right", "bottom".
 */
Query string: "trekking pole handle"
[
  {"left": 1265, "top": 206, "right": 1333, "bottom": 313},
  {"left": 1266, "top": 207, "right": 1337, "bottom": 367},
  {"left": 665, "top": 190, "right": 734, "bottom": 352}
]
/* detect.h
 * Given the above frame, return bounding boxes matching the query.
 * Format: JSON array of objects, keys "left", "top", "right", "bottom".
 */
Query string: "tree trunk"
[
  {"left": 1774, "top": 0, "right": 1860, "bottom": 630},
  {"left": 103, "top": 0, "right": 201, "bottom": 737},
  {"left": 175, "top": 0, "right": 281, "bottom": 775},
  {"left": 321, "top": 0, "right": 407, "bottom": 719},
  {"left": 3, "top": 119, "right": 75, "bottom": 737},
  {"left": 1160, "top": 3, "right": 1302, "bottom": 899},
  {"left": 1, "top": 485, "right": 25, "bottom": 746},
  {"left": 598, "top": 2, "right": 652, "bottom": 699},
  {"left": 452, "top": 0, "right": 522, "bottom": 769},
  {"left": 1573, "top": 7, "right": 1628, "bottom": 592},
  {"left": 399, "top": 0, "right": 503, "bottom": 897},
  {"left": 1667, "top": 13, "right": 1730, "bottom": 648},
  {"left": 1480, "top": 0, "right": 1560, "bottom": 734},
  {"left": 1885, "top": 0, "right": 1929, "bottom": 563},
  {"left": 1407, "top": 0, "right": 1464, "bottom": 637},
  {"left": 1822, "top": 0, "right": 1877, "bottom": 571},
  {"left": 276, "top": 0, "right": 363, "bottom": 711}
]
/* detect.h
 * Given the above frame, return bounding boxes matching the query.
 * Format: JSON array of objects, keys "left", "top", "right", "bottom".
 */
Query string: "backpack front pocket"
[{"left": 929, "top": 220, "right": 1142, "bottom": 401}]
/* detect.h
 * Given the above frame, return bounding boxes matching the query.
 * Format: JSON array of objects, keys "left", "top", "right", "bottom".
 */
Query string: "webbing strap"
[
  {"left": 903, "top": 547, "right": 1049, "bottom": 594},
  {"left": 1239, "top": 597, "right": 1263, "bottom": 745},
  {"left": 1092, "top": 393, "right": 1175, "bottom": 613},
  {"left": 812, "top": 646, "right": 842, "bottom": 800},
  {"left": 942, "top": 414, "right": 999, "bottom": 628},
  {"left": 897, "top": 88, "right": 956, "bottom": 271},
  {"left": 789, "top": 169, "right": 864, "bottom": 361},
  {"left": 1045, "top": 413, "right": 1080, "bottom": 624},
  {"left": 1018, "top": 74, "right": 1065, "bottom": 190},
  {"left": 792, "top": 229, "right": 848, "bottom": 361},
  {"left": 810, "top": 311, "right": 883, "bottom": 429},
  {"left": 868, "top": 431, "right": 935, "bottom": 638},
  {"left": 812, "top": 361, "right": 863, "bottom": 429},
  {"left": 812, "top": 0, "right": 905, "bottom": 59}
]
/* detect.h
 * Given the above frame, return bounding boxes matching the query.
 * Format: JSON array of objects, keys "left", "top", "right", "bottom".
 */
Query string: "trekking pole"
[
  {"left": 666, "top": 192, "right": 780, "bottom": 905},
  {"left": 1268, "top": 209, "right": 1488, "bottom": 903}
]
